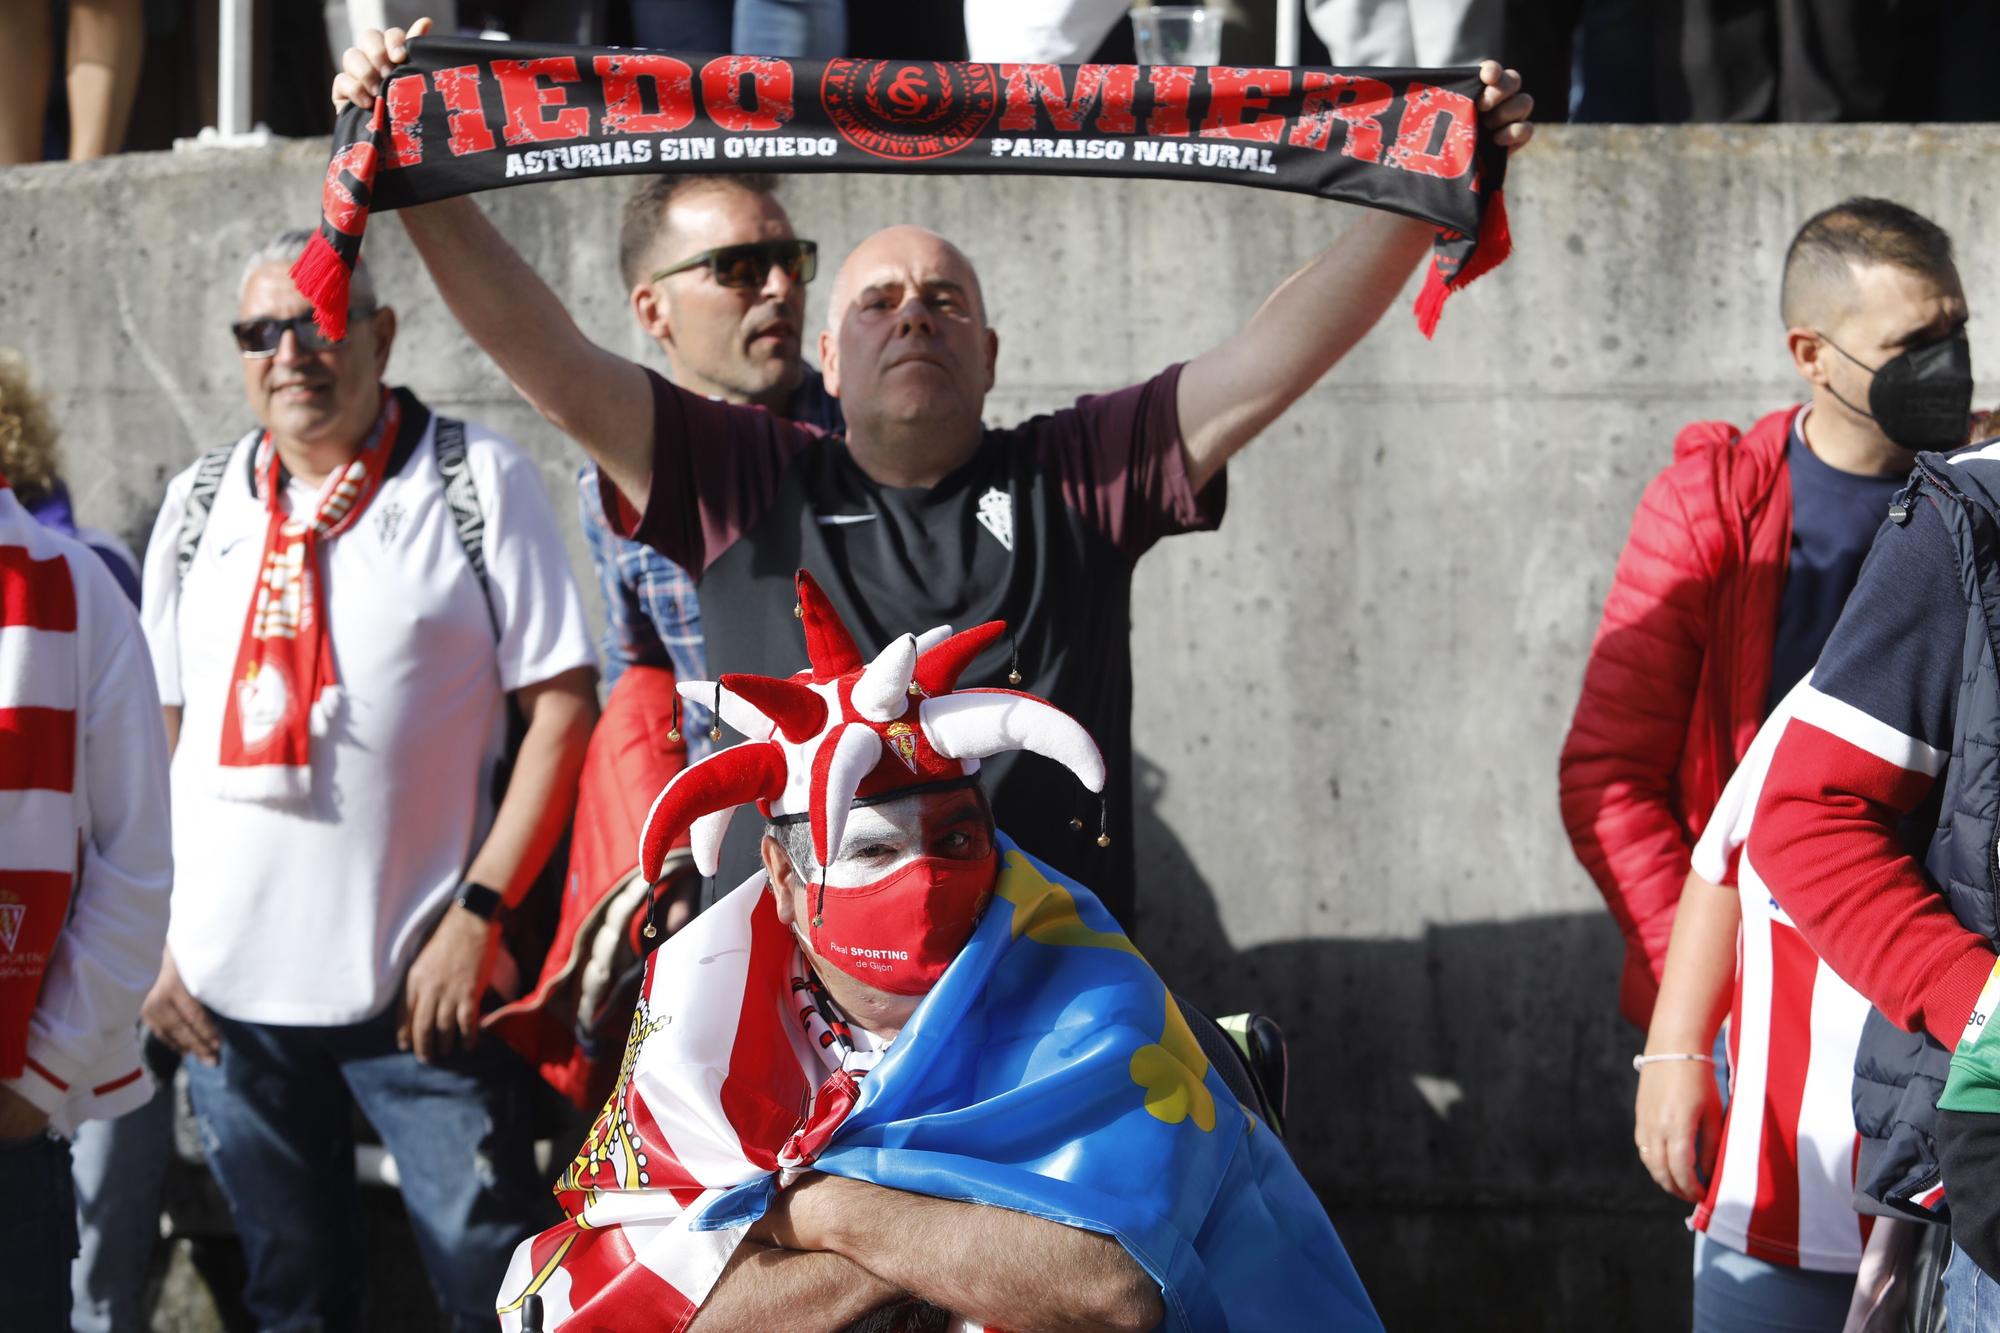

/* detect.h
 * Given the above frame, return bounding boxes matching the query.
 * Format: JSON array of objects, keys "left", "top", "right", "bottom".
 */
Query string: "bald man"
[{"left": 337, "top": 26, "right": 1536, "bottom": 927}]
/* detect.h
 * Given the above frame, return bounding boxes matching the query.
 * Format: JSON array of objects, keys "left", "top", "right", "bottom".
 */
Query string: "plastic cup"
[{"left": 1129, "top": 5, "right": 1223, "bottom": 67}]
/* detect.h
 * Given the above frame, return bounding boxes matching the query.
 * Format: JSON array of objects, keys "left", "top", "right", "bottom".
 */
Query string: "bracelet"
[{"left": 1632, "top": 1052, "right": 1717, "bottom": 1071}]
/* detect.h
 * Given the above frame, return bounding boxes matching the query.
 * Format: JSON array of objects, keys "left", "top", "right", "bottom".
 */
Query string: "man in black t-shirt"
[
  {"left": 337, "top": 25, "right": 1536, "bottom": 929},
  {"left": 610, "top": 229, "right": 1212, "bottom": 919}
]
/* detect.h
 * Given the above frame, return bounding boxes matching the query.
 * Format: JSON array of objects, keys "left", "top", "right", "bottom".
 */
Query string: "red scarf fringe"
[
  {"left": 1413, "top": 187, "right": 1512, "bottom": 340},
  {"left": 291, "top": 231, "right": 353, "bottom": 344}
]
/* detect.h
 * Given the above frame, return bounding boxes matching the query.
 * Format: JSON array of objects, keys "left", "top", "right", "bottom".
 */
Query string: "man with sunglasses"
[
  {"left": 132, "top": 230, "right": 598, "bottom": 1331},
  {"left": 337, "top": 23, "right": 1534, "bottom": 931},
  {"left": 1564, "top": 198, "right": 1977, "bottom": 1325},
  {"left": 581, "top": 175, "right": 842, "bottom": 744},
  {"left": 567, "top": 175, "right": 846, "bottom": 950}
]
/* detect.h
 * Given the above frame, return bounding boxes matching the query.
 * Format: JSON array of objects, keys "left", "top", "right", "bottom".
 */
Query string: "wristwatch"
[{"left": 454, "top": 881, "right": 508, "bottom": 923}]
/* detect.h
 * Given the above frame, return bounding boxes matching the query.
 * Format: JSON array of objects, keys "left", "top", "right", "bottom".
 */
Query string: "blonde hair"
[{"left": 0, "top": 350, "right": 61, "bottom": 504}]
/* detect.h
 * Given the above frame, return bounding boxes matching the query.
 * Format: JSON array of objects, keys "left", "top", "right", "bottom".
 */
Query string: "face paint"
[
  {"left": 790, "top": 789, "right": 998, "bottom": 995},
  {"left": 1822, "top": 331, "right": 1974, "bottom": 452}
]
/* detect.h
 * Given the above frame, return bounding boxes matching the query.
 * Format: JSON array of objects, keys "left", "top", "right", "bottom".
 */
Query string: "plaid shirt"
[{"left": 577, "top": 369, "right": 843, "bottom": 758}]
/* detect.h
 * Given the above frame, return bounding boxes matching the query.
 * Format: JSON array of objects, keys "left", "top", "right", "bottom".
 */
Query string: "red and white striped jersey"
[{"left": 1690, "top": 685, "right": 1872, "bottom": 1272}]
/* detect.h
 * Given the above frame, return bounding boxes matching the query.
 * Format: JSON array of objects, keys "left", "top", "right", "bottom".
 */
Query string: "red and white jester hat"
[{"left": 637, "top": 571, "right": 1106, "bottom": 885}]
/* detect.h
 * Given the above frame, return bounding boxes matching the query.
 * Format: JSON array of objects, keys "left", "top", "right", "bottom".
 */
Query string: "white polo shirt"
[{"left": 140, "top": 396, "right": 594, "bottom": 1025}]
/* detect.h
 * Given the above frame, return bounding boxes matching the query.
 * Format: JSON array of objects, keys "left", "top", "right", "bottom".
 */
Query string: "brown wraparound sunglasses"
[
  {"left": 232, "top": 310, "right": 375, "bottom": 357},
  {"left": 651, "top": 239, "right": 817, "bottom": 290}
]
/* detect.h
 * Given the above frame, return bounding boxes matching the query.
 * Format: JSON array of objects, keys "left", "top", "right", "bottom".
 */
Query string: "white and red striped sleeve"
[
  {"left": 1747, "top": 496, "right": 1996, "bottom": 1049},
  {"left": 2, "top": 545, "right": 173, "bottom": 1116}
]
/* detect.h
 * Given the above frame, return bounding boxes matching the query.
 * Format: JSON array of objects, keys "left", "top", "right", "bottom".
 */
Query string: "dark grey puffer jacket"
[{"left": 1852, "top": 448, "right": 2000, "bottom": 1219}]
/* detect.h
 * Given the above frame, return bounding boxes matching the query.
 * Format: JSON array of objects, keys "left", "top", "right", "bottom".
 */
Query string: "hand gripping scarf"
[
  {"left": 216, "top": 391, "right": 398, "bottom": 801},
  {"left": 295, "top": 36, "right": 1511, "bottom": 342}
]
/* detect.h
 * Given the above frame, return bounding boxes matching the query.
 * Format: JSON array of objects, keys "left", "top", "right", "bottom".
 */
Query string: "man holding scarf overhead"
[{"left": 331, "top": 24, "right": 1533, "bottom": 928}]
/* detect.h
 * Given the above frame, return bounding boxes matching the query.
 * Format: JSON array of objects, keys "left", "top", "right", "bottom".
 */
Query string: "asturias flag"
[{"left": 498, "top": 836, "right": 1381, "bottom": 1331}]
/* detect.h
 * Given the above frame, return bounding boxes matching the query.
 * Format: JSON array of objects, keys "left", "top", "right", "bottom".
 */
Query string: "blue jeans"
[
  {"left": 1716, "top": 1023, "right": 1732, "bottom": 1109},
  {"left": 1692, "top": 1233, "right": 1853, "bottom": 1333},
  {"left": 733, "top": 0, "right": 844, "bottom": 56},
  {"left": 629, "top": 0, "right": 734, "bottom": 52},
  {"left": 69, "top": 1073, "right": 174, "bottom": 1333},
  {"left": 1947, "top": 1241, "right": 2000, "bottom": 1330},
  {"left": 185, "top": 1007, "right": 554, "bottom": 1333},
  {"left": 0, "top": 1130, "right": 79, "bottom": 1333}
]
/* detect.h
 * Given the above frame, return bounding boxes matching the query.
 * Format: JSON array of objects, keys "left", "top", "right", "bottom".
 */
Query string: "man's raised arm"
[
  {"left": 1176, "top": 61, "right": 1532, "bottom": 494},
  {"left": 333, "top": 21, "right": 656, "bottom": 508}
]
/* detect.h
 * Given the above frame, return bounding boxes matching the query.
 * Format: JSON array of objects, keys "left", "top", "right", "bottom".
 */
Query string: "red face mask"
[{"left": 807, "top": 850, "right": 998, "bottom": 996}]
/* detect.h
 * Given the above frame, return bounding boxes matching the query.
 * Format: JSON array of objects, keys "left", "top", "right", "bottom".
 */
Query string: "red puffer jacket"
[
  {"left": 488, "top": 665, "right": 691, "bottom": 1109},
  {"left": 1559, "top": 407, "right": 1796, "bottom": 1028}
]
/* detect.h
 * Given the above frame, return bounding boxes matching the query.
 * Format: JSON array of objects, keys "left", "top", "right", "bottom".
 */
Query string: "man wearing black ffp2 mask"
[
  {"left": 1816, "top": 329, "right": 1974, "bottom": 453},
  {"left": 1565, "top": 197, "right": 1980, "bottom": 1324}
]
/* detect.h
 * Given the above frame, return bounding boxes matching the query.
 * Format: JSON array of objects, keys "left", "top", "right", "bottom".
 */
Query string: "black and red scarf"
[
  {"left": 216, "top": 392, "right": 398, "bottom": 801},
  {"left": 296, "top": 37, "right": 1510, "bottom": 341}
]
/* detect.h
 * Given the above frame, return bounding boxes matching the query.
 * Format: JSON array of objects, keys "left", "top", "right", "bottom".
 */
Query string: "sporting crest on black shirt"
[{"left": 976, "top": 486, "right": 1013, "bottom": 552}]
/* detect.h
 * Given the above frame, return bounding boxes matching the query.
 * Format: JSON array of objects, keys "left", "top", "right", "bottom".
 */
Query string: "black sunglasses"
[
  {"left": 231, "top": 310, "right": 374, "bottom": 357},
  {"left": 650, "top": 239, "right": 818, "bottom": 290}
]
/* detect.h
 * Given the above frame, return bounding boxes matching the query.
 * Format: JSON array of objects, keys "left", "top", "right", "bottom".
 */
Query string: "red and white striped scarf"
[
  {"left": 778, "top": 958, "right": 888, "bottom": 1185},
  {"left": 0, "top": 474, "right": 81, "bottom": 1079},
  {"left": 499, "top": 882, "right": 842, "bottom": 1330},
  {"left": 216, "top": 392, "right": 397, "bottom": 801}
]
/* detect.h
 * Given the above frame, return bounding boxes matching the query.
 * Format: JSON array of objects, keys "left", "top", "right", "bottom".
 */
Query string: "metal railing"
[
  {"left": 180, "top": 0, "right": 1308, "bottom": 151},
  {"left": 178, "top": 0, "right": 266, "bottom": 149},
  {"left": 1275, "top": 0, "right": 1300, "bottom": 66}
]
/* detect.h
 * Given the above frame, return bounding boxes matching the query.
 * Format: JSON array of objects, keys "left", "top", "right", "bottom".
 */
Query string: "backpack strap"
[
  {"left": 432, "top": 416, "right": 501, "bottom": 641},
  {"left": 174, "top": 440, "right": 240, "bottom": 584}
]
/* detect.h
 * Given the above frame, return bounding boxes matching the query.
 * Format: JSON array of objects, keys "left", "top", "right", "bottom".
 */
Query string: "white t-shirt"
[
  {"left": 963, "top": 0, "right": 1129, "bottom": 62},
  {"left": 140, "top": 403, "right": 594, "bottom": 1025}
]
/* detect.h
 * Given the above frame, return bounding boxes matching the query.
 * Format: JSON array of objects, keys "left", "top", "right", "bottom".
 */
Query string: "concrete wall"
[{"left": 9, "top": 124, "right": 1997, "bottom": 1327}]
